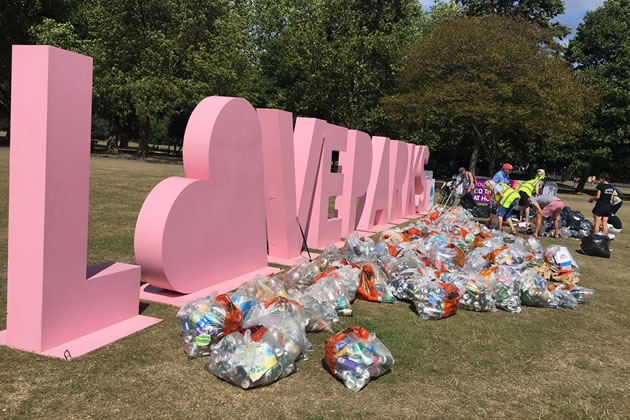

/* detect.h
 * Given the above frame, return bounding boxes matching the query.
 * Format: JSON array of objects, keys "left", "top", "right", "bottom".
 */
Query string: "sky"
[{"left": 418, "top": 0, "right": 606, "bottom": 42}]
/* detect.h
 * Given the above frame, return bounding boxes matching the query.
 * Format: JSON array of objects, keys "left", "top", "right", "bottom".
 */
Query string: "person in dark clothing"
[
  {"left": 456, "top": 167, "right": 476, "bottom": 209},
  {"left": 589, "top": 172, "right": 615, "bottom": 237}
]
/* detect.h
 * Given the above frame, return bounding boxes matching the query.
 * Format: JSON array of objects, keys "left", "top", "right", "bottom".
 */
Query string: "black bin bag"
[{"left": 581, "top": 234, "right": 610, "bottom": 258}]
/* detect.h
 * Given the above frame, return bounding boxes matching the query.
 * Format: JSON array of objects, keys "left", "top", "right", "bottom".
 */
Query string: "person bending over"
[
  {"left": 517, "top": 169, "right": 545, "bottom": 227},
  {"left": 531, "top": 195, "right": 564, "bottom": 238}
]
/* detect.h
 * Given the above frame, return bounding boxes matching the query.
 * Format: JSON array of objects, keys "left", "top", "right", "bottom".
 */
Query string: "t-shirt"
[
  {"left": 596, "top": 183, "right": 615, "bottom": 207},
  {"left": 493, "top": 170, "right": 509, "bottom": 184},
  {"left": 461, "top": 172, "right": 472, "bottom": 191},
  {"left": 531, "top": 195, "right": 560, "bottom": 208}
]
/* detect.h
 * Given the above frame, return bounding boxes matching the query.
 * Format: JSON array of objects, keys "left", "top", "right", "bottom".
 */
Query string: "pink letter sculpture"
[
  {"left": 387, "top": 140, "right": 409, "bottom": 223},
  {"left": 0, "top": 46, "right": 160, "bottom": 359},
  {"left": 414, "top": 145, "right": 431, "bottom": 214},
  {"left": 134, "top": 97, "right": 276, "bottom": 306},
  {"left": 356, "top": 136, "right": 392, "bottom": 231},
  {"left": 336, "top": 130, "right": 372, "bottom": 237},
  {"left": 401, "top": 144, "right": 421, "bottom": 217},
  {"left": 306, "top": 123, "right": 347, "bottom": 249},
  {"left": 257, "top": 109, "right": 303, "bottom": 261}
]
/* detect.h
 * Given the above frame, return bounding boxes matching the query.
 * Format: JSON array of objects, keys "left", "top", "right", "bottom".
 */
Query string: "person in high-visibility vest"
[
  {"left": 483, "top": 179, "right": 518, "bottom": 234},
  {"left": 517, "top": 169, "right": 546, "bottom": 227}
]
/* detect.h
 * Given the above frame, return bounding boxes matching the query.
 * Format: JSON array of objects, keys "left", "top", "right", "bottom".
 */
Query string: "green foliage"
[
  {"left": 252, "top": 0, "right": 427, "bottom": 134},
  {"left": 384, "top": 15, "right": 597, "bottom": 174},
  {"left": 566, "top": 0, "right": 630, "bottom": 179},
  {"left": 457, "top": 0, "right": 570, "bottom": 37}
]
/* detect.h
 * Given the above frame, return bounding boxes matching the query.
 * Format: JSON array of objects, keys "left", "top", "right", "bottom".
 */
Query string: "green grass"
[{"left": 1, "top": 147, "right": 629, "bottom": 419}]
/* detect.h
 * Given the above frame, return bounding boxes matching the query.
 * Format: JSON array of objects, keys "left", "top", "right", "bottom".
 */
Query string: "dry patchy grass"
[{"left": 0, "top": 148, "right": 629, "bottom": 419}]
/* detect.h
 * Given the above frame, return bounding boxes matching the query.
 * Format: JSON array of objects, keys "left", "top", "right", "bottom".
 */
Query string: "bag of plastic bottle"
[
  {"left": 443, "top": 273, "right": 496, "bottom": 312},
  {"left": 356, "top": 263, "right": 396, "bottom": 303},
  {"left": 205, "top": 326, "right": 296, "bottom": 389},
  {"left": 314, "top": 244, "right": 343, "bottom": 271},
  {"left": 243, "top": 297, "right": 312, "bottom": 361},
  {"left": 341, "top": 233, "right": 375, "bottom": 258},
  {"left": 233, "top": 275, "right": 288, "bottom": 301},
  {"left": 287, "top": 290, "right": 338, "bottom": 332},
  {"left": 547, "top": 284, "right": 579, "bottom": 309},
  {"left": 282, "top": 260, "right": 321, "bottom": 291},
  {"left": 324, "top": 326, "right": 394, "bottom": 392},
  {"left": 543, "top": 245, "right": 580, "bottom": 274},
  {"left": 410, "top": 280, "right": 460, "bottom": 320},
  {"left": 557, "top": 284, "right": 595, "bottom": 304},
  {"left": 580, "top": 234, "right": 611, "bottom": 258},
  {"left": 177, "top": 293, "right": 244, "bottom": 358},
  {"left": 519, "top": 270, "right": 559, "bottom": 308}
]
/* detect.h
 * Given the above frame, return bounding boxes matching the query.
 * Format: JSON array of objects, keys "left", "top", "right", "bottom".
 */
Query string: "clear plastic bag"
[
  {"left": 243, "top": 297, "right": 312, "bottom": 361},
  {"left": 324, "top": 326, "right": 394, "bottom": 392},
  {"left": 543, "top": 245, "right": 580, "bottom": 274},
  {"left": 288, "top": 290, "right": 338, "bottom": 332},
  {"left": 410, "top": 280, "right": 460, "bottom": 320},
  {"left": 443, "top": 273, "right": 496, "bottom": 312},
  {"left": 233, "top": 275, "right": 288, "bottom": 301},
  {"left": 205, "top": 326, "right": 296, "bottom": 389},
  {"left": 282, "top": 260, "right": 321, "bottom": 291},
  {"left": 342, "top": 233, "right": 375, "bottom": 258},
  {"left": 519, "top": 269, "right": 559, "bottom": 308},
  {"left": 177, "top": 293, "right": 244, "bottom": 358}
]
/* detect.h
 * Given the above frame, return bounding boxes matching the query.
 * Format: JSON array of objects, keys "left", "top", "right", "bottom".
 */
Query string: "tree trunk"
[
  {"left": 488, "top": 153, "right": 496, "bottom": 178},
  {"left": 137, "top": 118, "right": 150, "bottom": 159},
  {"left": 469, "top": 124, "right": 482, "bottom": 174},
  {"left": 575, "top": 166, "right": 590, "bottom": 193},
  {"left": 105, "top": 118, "right": 119, "bottom": 152}
]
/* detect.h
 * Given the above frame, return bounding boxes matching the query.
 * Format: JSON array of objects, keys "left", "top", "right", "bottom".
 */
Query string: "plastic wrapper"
[
  {"left": 233, "top": 275, "right": 287, "bottom": 301},
  {"left": 177, "top": 293, "right": 244, "bottom": 358},
  {"left": 356, "top": 263, "right": 396, "bottom": 303},
  {"left": 205, "top": 326, "right": 296, "bottom": 389},
  {"left": 244, "top": 297, "right": 312, "bottom": 360},
  {"left": 519, "top": 270, "right": 559, "bottom": 308},
  {"left": 443, "top": 273, "right": 496, "bottom": 312},
  {"left": 544, "top": 246, "right": 580, "bottom": 274},
  {"left": 410, "top": 280, "right": 460, "bottom": 320},
  {"left": 324, "top": 326, "right": 394, "bottom": 392}
]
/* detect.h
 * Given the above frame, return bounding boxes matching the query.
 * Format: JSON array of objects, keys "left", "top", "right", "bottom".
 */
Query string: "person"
[
  {"left": 484, "top": 179, "right": 518, "bottom": 234},
  {"left": 530, "top": 194, "right": 564, "bottom": 238},
  {"left": 492, "top": 163, "right": 512, "bottom": 185},
  {"left": 517, "top": 169, "right": 546, "bottom": 227},
  {"left": 588, "top": 172, "right": 615, "bottom": 237},
  {"left": 456, "top": 167, "right": 476, "bottom": 209}
]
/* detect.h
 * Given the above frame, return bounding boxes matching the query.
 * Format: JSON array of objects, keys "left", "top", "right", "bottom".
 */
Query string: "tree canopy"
[
  {"left": 566, "top": 0, "right": 630, "bottom": 181},
  {"left": 384, "top": 15, "right": 597, "bottom": 174}
]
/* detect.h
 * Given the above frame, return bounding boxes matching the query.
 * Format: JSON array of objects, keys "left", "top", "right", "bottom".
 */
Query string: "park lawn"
[{"left": 0, "top": 147, "right": 629, "bottom": 419}]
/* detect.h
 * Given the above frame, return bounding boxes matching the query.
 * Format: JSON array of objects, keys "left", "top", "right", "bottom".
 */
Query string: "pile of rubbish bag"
[
  {"left": 536, "top": 207, "right": 621, "bottom": 239},
  {"left": 177, "top": 204, "right": 596, "bottom": 390}
]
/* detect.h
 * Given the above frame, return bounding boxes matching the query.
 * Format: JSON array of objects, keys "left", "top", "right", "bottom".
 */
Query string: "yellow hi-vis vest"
[
  {"left": 495, "top": 183, "right": 519, "bottom": 208},
  {"left": 518, "top": 176, "right": 543, "bottom": 197}
]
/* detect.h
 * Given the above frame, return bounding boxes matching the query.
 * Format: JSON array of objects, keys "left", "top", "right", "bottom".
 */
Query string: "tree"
[
  {"left": 0, "top": 0, "right": 74, "bottom": 133},
  {"left": 566, "top": 0, "right": 630, "bottom": 185},
  {"left": 384, "top": 15, "right": 597, "bottom": 174},
  {"left": 251, "top": 0, "right": 426, "bottom": 135},
  {"left": 457, "top": 0, "right": 569, "bottom": 37}
]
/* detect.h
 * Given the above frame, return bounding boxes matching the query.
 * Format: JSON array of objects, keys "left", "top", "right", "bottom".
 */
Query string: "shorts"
[
  {"left": 518, "top": 191, "right": 531, "bottom": 207},
  {"left": 541, "top": 200, "right": 564, "bottom": 219},
  {"left": 497, "top": 200, "right": 517, "bottom": 219},
  {"left": 593, "top": 204, "right": 611, "bottom": 218}
]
